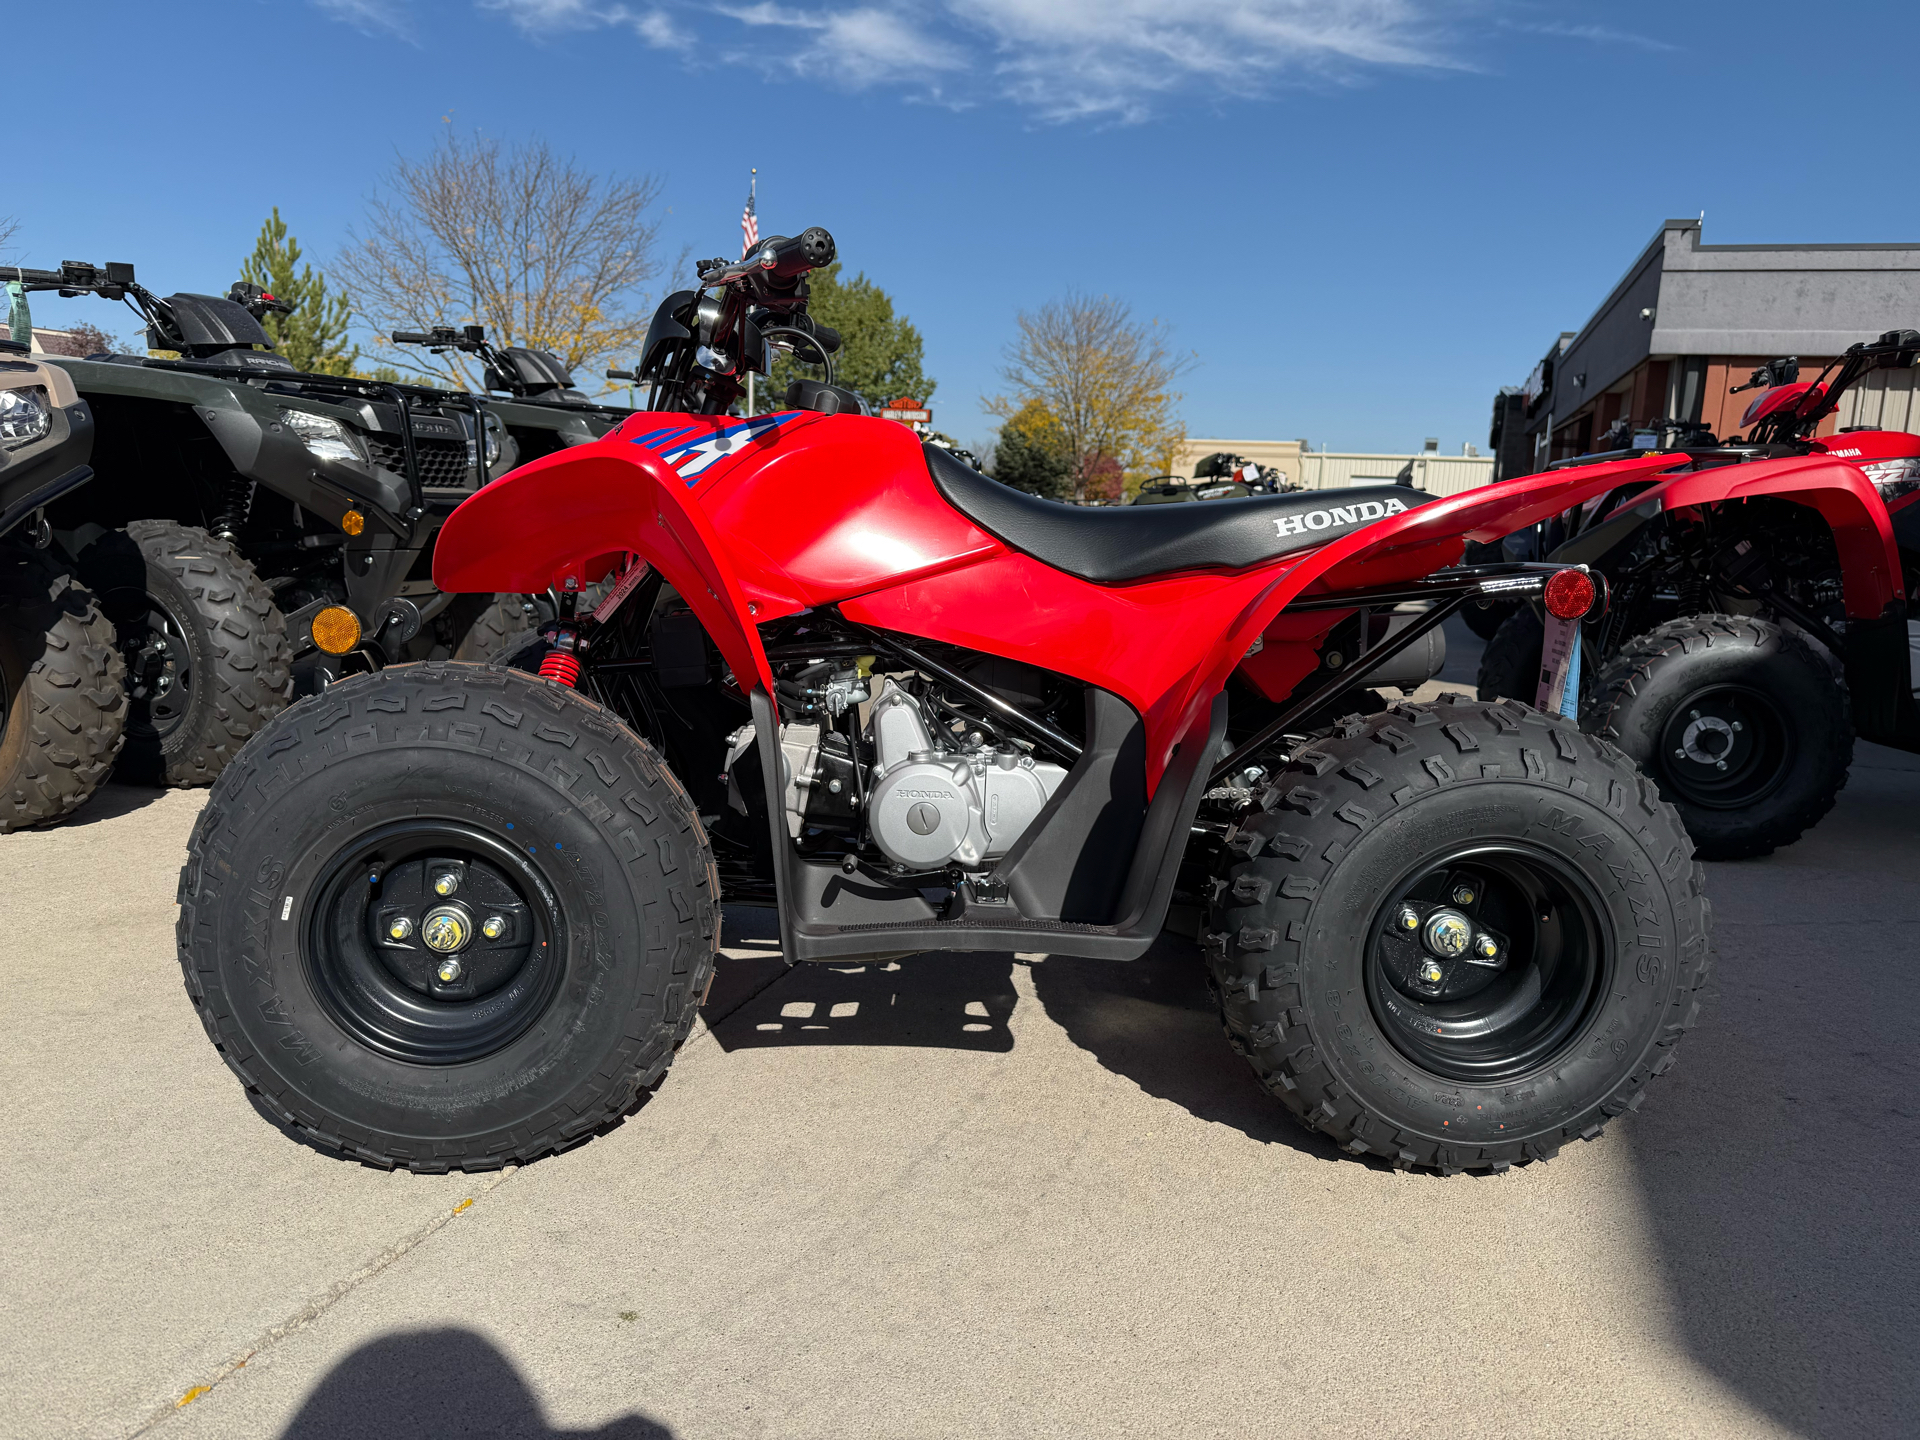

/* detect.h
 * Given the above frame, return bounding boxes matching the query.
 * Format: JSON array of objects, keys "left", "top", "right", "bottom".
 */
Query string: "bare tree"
[
  {"left": 337, "top": 134, "right": 670, "bottom": 390},
  {"left": 987, "top": 293, "right": 1192, "bottom": 503}
]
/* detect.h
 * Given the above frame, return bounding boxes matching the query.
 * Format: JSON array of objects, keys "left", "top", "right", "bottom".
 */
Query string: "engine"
[{"left": 861, "top": 680, "right": 1069, "bottom": 871}]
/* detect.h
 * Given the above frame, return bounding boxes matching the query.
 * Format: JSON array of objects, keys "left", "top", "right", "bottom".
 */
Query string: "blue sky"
[{"left": 11, "top": 0, "right": 1916, "bottom": 454}]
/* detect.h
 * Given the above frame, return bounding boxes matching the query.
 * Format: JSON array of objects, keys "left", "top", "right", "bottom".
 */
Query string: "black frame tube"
[{"left": 1209, "top": 564, "right": 1585, "bottom": 784}]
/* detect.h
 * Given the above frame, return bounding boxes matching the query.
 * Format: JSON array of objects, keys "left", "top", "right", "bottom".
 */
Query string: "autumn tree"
[
  {"left": 239, "top": 208, "right": 359, "bottom": 376},
  {"left": 987, "top": 293, "right": 1191, "bottom": 503},
  {"left": 37, "top": 321, "right": 121, "bottom": 358},
  {"left": 757, "top": 262, "right": 934, "bottom": 413},
  {"left": 990, "top": 399, "right": 1073, "bottom": 499},
  {"left": 336, "top": 133, "right": 669, "bottom": 390}
]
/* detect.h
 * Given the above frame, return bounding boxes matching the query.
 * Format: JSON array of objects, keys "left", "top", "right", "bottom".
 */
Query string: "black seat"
[{"left": 924, "top": 444, "right": 1433, "bottom": 583}]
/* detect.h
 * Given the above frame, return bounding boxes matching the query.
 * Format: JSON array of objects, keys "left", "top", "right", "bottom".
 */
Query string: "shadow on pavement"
[
  {"left": 55, "top": 781, "right": 174, "bottom": 828},
  {"left": 1027, "top": 930, "right": 1354, "bottom": 1164},
  {"left": 281, "top": 1327, "right": 671, "bottom": 1438},
  {"left": 1622, "top": 744, "right": 1919, "bottom": 1437},
  {"left": 704, "top": 943, "right": 1019, "bottom": 1053}
]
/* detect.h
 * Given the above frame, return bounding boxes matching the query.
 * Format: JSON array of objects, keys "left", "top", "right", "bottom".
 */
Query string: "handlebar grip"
[
  {"left": 391, "top": 331, "right": 433, "bottom": 345},
  {"left": 759, "top": 226, "right": 836, "bottom": 280}
]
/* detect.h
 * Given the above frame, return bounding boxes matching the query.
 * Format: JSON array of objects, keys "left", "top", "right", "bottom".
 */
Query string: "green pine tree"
[
  {"left": 238, "top": 209, "right": 360, "bottom": 377},
  {"left": 759, "top": 262, "right": 935, "bottom": 412}
]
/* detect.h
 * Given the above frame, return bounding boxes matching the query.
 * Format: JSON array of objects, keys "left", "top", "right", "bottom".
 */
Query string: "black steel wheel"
[
  {"left": 305, "top": 821, "right": 567, "bottom": 1066},
  {"left": 1649, "top": 683, "right": 1790, "bottom": 811},
  {"left": 1587, "top": 614, "right": 1850, "bottom": 859},
  {"left": 1205, "top": 696, "right": 1712, "bottom": 1173},
  {"left": 1365, "top": 843, "right": 1606, "bottom": 1085},
  {"left": 178, "top": 662, "right": 719, "bottom": 1171}
]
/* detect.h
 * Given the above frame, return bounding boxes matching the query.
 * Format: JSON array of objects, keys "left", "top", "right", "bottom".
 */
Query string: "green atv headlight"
[
  {"left": 0, "top": 385, "right": 51, "bottom": 448},
  {"left": 279, "top": 407, "right": 366, "bottom": 465}
]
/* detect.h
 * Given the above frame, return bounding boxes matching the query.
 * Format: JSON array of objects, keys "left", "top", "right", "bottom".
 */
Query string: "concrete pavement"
[{"left": 1, "top": 619, "right": 1914, "bottom": 1438}]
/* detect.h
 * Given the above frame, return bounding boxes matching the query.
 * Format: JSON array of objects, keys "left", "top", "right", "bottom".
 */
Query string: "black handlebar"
[{"left": 697, "top": 226, "right": 837, "bottom": 288}]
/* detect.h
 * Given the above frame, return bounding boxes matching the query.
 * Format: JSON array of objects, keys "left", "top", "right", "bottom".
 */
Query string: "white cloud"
[
  {"left": 479, "top": 0, "right": 693, "bottom": 49},
  {"left": 313, "top": 0, "right": 420, "bottom": 42},
  {"left": 397, "top": 0, "right": 1465, "bottom": 118}
]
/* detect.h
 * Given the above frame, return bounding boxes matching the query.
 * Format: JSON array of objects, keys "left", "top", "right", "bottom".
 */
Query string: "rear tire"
[
  {"left": 1584, "top": 614, "right": 1850, "bottom": 860},
  {"left": 81, "top": 522, "right": 292, "bottom": 787},
  {"left": 1462, "top": 599, "right": 1519, "bottom": 642},
  {"left": 1475, "top": 607, "right": 1544, "bottom": 702},
  {"left": 0, "top": 545, "right": 127, "bottom": 831},
  {"left": 177, "top": 662, "right": 720, "bottom": 1170},
  {"left": 1204, "top": 696, "right": 1711, "bottom": 1173}
]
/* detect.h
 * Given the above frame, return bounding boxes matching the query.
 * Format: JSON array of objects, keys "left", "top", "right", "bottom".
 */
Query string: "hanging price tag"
[
  {"left": 1535, "top": 614, "right": 1582, "bottom": 717},
  {"left": 592, "top": 554, "right": 651, "bottom": 623}
]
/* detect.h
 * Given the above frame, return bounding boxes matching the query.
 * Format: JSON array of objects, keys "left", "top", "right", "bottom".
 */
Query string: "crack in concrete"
[{"left": 127, "top": 1167, "right": 519, "bottom": 1438}]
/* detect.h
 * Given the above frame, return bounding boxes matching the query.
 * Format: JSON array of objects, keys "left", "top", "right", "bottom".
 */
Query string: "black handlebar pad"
[{"left": 391, "top": 331, "right": 434, "bottom": 344}]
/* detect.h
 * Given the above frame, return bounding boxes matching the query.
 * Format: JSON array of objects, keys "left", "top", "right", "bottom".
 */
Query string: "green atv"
[
  {"left": 0, "top": 339, "right": 125, "bottom": 829},
  {"left": 12, "top": 262, "right": 604, "bottom": 787},
  {"left": 388, "top": 325, "right": 636, "bottom": 659}
]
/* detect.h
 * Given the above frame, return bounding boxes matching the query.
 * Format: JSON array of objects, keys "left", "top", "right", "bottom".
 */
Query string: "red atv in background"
[
  {"left": 177, "top": 228, "right": 1711, "bottom": 1178},
  {"left": 1478, "top": 329, "right": 1918, "bottom": 859}
]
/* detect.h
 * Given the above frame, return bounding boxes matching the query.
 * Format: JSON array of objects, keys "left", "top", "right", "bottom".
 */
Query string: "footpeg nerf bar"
[{"left": 1211, "top": 563, "right": 1603, "bottom": 784}]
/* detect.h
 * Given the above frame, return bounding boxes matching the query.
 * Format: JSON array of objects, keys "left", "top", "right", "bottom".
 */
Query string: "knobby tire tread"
[
  {"left": 176, "top": 662, "right": 721, "bottom": 1172},
  {"left": 1203, "top": 694, "right": 1712, "bottom": 1174},
  {"left": 0, "top": 546, "right": 127, "bottom": 831}
]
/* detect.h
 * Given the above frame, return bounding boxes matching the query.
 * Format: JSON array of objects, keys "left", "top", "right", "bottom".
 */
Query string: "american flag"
[{"left": 739, "top": 172, "right": 758, "bottom": 258}]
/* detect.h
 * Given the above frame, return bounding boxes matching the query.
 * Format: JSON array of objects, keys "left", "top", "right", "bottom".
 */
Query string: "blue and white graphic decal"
[{"left": 631, "top": 413, "right": 797, "bottom": 485}]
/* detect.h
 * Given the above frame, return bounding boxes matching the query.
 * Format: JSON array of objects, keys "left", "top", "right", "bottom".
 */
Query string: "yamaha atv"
[
  {"left": 177, "top": 226, "right": 1711, "bottom": 1179},
  {"left": 0, "top": 340, "right": 126, "bottom": 829},
  {"left": 1478, "top": 329, "right": 1918, "bottom": 858}
]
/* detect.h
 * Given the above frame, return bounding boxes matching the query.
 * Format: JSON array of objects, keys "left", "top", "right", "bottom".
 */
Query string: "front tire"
[
  {"left": 0, "top": 546, "right": 127, "bottom": 831},
  {"left": 82, "top": 521, "right": 292, "bottom": 787},
  {"left": 1205, "top": 696, "right": 1711, "bottom": 1172},
  {"left": 1584, "top": 614, "right": 1850, "bottom": 860},
  {"left": 177, "top": 663, "right": 719, "bottom": 1170}
]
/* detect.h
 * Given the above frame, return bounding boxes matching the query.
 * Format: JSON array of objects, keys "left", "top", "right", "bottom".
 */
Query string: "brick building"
[{"left": 1498, "top": 219, "right": 1918, "bottom": 474}]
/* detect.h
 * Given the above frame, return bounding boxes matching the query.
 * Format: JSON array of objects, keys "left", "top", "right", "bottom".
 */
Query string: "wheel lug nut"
[
  {"left": 481, "top": 915, "right": 507, "bottom": 940},
  {"left": 436, "top": 957, "right": 463, "bottom": 984},
  {"left": 432, "top": 871, "right": 460, "bottom": 897},
  {"left": 1731, "top": 721, "right": 1743, "bottom": 732},
  {"left": 1450, "top": 883, "right": 1476, "bottom": 906},
  {"left": 1475, "top": 934, "right": 1499, "bottom": 960},
  {"left": 1397, "top": 906, "right": 1420, "bottom": 932},
  {"left": 387, "top": 916, "right": 413, "bottom": 941},
  {"left": 1716, "top": 759, "right": 1728, "bottom": 770},
  {"left": 1674, "top": 748, "right": 1687, "bottom": 759},
  {"left": 1418, "top": 960, "right": 1444, "bottom": 986},
  {"left": 1689, "top": 709, "right": 1700, "bottom": 720}
]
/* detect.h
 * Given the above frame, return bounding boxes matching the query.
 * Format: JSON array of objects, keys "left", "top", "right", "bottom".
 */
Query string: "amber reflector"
[
  {"left": 341, "top": 509, "right": 365, "bottom": 536},
  {"left": 310, "top": 606, "right": 363, "bottom": 655}
]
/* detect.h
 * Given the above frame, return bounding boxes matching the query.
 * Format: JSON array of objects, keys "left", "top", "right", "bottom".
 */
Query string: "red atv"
[
  {"left": 177, "top": 228, "right": 1710, "bottom": 1176},
  {"left": 1478, "top": 329, "right": 1918, "bottom": 858}
]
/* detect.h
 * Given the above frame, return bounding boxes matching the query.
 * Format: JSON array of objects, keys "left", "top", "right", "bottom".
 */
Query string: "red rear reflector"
[{"left": 1543, "top": 568, "right": 1597, "bottom": 620}]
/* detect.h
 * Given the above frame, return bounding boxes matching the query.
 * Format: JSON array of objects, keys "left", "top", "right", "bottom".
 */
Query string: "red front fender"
[
  {"left": 433, "top": 440, "right": 777, "bottom": 695},
  {"left": 1599, "top": 455, "right": 1904, "bottom": 616}
]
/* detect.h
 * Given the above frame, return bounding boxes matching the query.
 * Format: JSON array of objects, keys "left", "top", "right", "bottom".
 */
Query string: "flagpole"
[{"left": 746, "top": 168, "right": 758, "bottom": 416}]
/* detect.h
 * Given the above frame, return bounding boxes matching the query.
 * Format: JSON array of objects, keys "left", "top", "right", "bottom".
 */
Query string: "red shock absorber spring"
[{"left": 539, "top": 649, "right": 582, "bottom": 687}]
